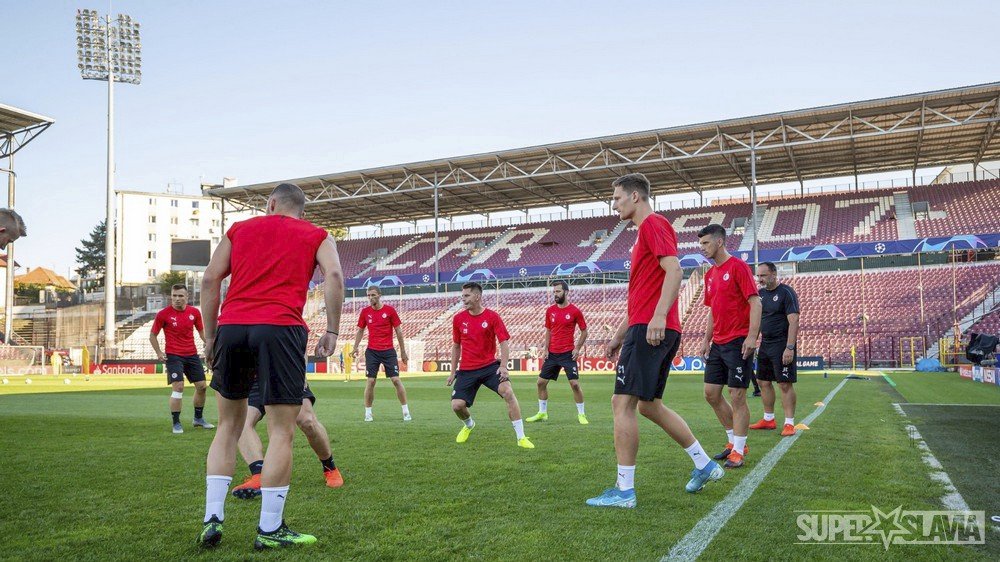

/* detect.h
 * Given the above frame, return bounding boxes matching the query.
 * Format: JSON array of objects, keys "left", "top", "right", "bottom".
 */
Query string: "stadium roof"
[
  {"left": 206, "top": 82, "right": 1000, "bottom": 229},
  {"left": 0, "top": 103, "right": 55, "bottom": 160}
]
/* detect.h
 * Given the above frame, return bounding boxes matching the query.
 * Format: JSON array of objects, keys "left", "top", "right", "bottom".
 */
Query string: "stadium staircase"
[
  {"left": 893, "top": 192, "right": 917, "bottom": 239},
  {"left": 737, "top": 204, "right": 768, "bottom": 252},
  {"left": 927, "top": 282, "right": 1000, "bottom": 359},
  {"left": 355, "top": 234, "right": 423, "bottom": 278},
  {"left": 679, "top": 270, "right": 704, "bottom": 328},
  {"left": 455, "top": 227, "right": 516, "bottom": 271},
  {"left": 587, "top": 220, "right": 630, "bottom": 262},
  {"left": 414, "top": 300, "right": 466, "bottom": 341}
]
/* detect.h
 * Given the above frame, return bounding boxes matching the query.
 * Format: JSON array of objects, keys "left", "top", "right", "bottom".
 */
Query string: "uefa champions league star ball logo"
[
  {"left": 518, "top": 268, "right": 527, "bottom": 276},
  {"left": 875, "top": 243, "right": 886, "bottom": 253},
  {"left": 624, "top": 260, "right": 631, "bottom": 270},
  {"left": 422, "top": 274, "right": 430, "bottom": 282}
]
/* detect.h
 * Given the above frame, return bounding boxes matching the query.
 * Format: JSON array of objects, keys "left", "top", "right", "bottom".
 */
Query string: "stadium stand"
[
  {"left": 301, "top": 260, "right": 1000, "bottom": 368},
  {"left": 909, "top": 179, "right": 1000, "bottom": 237},
  {"left": 334, "top": 179, "right": 1000, "bottom": 278}
]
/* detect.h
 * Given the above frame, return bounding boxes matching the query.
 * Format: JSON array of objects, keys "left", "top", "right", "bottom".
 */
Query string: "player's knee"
[
  {"left": 391, "top": 377, "right": 403, "bottom": 387},
  {"left": 779, "top": 382, "right": 794, "bottom": 392},
  {"left": 194, "top": 381, "right": 207, "bottom": 392},
  {"left": 704, "top": 389, "right": 721, "bottom": 404},
  {"left": 296, "top": 414, "right": 318, "bottom": 433},
  {"left": 451, "top": 399, "right": 467, "bottom": 413},
  {"left": 569, "top": 380, "right": 581, "bottom": 390}
]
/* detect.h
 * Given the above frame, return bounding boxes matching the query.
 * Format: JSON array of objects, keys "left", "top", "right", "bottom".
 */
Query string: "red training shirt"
[
  {"left": 358, "top": 305, "right": 401, "bottom": 351},
  {"left": 453, "top": 308, "right": 510, "bottom": 371},
  {"left": 703, "top": 255, "right": 758, "bottom": 344},
  {"left": 545, "top": 304, "right": 587, "bottom": 354},
  {"left": 219, "top": 215, "right": 329, "bottom": 327},
  {"left": 627, "top": 213, "right": 682, "bottom": 330},
  {"left": 152, "top": 305, "right": 203, "bottom": 356}
]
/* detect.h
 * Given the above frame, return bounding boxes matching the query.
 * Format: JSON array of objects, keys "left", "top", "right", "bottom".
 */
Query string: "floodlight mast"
[{"left": 76, "top": 8, "right": 141, "bottom": 355}]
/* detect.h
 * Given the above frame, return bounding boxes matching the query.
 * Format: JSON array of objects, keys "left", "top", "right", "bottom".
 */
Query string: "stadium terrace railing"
[{"left": 345, "top": 167, "right": 1000, "bottom": 240}]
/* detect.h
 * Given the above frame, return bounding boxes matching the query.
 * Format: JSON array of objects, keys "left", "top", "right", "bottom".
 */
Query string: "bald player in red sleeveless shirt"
[{"left": 197, "top": 183, "right": 344, "bottom": 551}]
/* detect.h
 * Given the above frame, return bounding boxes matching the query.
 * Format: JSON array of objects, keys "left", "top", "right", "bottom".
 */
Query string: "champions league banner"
[{"left": 343, "top": 233, "right": 1000, "bottom": 290}]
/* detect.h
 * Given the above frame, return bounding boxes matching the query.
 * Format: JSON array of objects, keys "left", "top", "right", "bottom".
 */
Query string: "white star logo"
[{"left": 863, "top": 506, "right": 910, "bottom": 550}]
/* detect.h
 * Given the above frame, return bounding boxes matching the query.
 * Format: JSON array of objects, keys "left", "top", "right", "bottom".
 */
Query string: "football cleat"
[
  {"left": 231, "top": 473, "right": 262, "bottom": 500},
  {"left": 749, "top": 418, "right": 776, "bottom": 430},
  {"left": 456, "top": 422, "right": 475, "bottom": 443},
  {"left": 685, "top": 461, "right": 725, "bottom": 493},
  {"left": 323, "top": 468, "right": 344, "bottom": 488},
  {"left": 197, "top": 516, "right": 223, "bottom": 548},
  {"left": 525, "top": 412, "right": 548, "bottom": 422},
  {"left": 254, "top": 521, "right": 317, "bottom": 550},
  {"left": 585, "top": 487, "right": 636, "bottom": 508},
  {"left": 724, "top": 450, "right": 745, "bottom": 469},
  {"left": 577, "top": 413, "right": 589, "bottom": 425},
  {"left": 781, "top": 423, "right": 797, "bottom": 437}
]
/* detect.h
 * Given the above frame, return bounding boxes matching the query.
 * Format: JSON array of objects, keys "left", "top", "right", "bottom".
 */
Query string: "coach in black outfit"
[{"left": 750, "top": 262, "right": 800, "bottom": 437}]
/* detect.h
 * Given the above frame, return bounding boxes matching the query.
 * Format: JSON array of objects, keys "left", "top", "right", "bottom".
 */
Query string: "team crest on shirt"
[
  {"left": 189, "top": 315, "right": 194, "bottom": 320},
  {"left": 481, "top": 322, "right": 488, "bottom": 328},
  {"left": 773, "top": 295, "right": 779, "bottom": 301},
  {"left": 565, "top": 314, "right": 571, "bottom": 320},
  {"left": 723, "top": 273, "right": 730, "bottom": 281},
  {"left": 382, "top": 313, "right": 387, "bottom": 319}
]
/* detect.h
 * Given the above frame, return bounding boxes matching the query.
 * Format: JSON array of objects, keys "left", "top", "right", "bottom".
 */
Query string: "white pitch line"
[
  {"left": 662, "top": 377, "right": 850, "bottom": 562},
  {"left": 892, "top": 403, "right": 970, "bottom": 512}
]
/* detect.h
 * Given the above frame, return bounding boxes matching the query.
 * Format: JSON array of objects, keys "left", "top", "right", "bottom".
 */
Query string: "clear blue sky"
[{"left": 3, "top": 0, "right": 998, "bottom": 275}]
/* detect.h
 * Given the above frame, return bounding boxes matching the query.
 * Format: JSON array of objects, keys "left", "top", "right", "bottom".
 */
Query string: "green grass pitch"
[{"left": 1, "top": 371, "right": 996, "bottom": 560}]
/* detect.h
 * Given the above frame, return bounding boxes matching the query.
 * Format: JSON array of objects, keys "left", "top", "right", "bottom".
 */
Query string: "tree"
[
  {"left": 158, "top": 271, "right": 187, "bottom": 295},
  {"left": 326, "top": 227, "right": 348, "bottom": 241},
  {"left": 75, "top": 220, "right": 106, "bottom": 286}
]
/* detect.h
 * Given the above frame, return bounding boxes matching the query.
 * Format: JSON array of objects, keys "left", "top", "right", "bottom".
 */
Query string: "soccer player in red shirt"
[
  {"left": 197, "top": 183, "right": 344, "bottom": 551},
  {"left": 586, "top": 174, "right": 723, "bottom": 509},
  {"left": 351, "top": 286, "right": 411, "bottom": 422},
  {"left": 697, "top": 223, "right": 762, "bottom": 469},
  {"left": 526, "top": 280, "right": 590, "bottom": 424},
  {"left": 447, "top": 282, "right": 534, "bottom": 449},
  {"left": 150, "top": 284, "right": 213, "bottom": 434}
]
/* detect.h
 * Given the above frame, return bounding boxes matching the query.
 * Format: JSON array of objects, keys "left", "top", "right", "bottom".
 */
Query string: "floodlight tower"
[{"left": 76, "top": 9, "right": 141, "bottom": 354}]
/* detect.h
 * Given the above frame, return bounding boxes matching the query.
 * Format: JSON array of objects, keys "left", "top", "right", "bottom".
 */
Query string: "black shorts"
[
  {"left": 248, "top": 380, "right": 316, "bottom": 415},
  {"left": 165, "top": 354, "right": 205, "bottom": 385},
  {"left": 210, "top": 324, "right": 308, "bottom": 405},
  {"left": 539, "top": 351, "right": 579, "bottom": 381},
  {"left": 365, "top": 348, "right": 400, "bottom": 378},
  {"left": 756, "top": 341, "right": 797, "bottom": 383},
  {"left": 705, "top": 337, "right": 754, "bottom": 389},
  {"left": 451, "top": 362, "right": 504, "bottom": 407},
  {"left": 614, "top": 325, "right": 681, "bottom": 401}
]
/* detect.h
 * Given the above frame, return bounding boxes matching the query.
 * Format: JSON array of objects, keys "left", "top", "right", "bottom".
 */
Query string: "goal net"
[{"left": 0, "top": 346, "right": 47, "bottom": 376}]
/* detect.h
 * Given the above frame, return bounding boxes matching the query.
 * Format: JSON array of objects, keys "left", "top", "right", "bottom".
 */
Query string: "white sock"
[
  {"left": 725, "top": 429, "right": 734, "bottom": 443},
  {"left": 616, "top": 465, "right": 635, "bottom": 491},
  {"left": 365, "top": 407, "right": 372, "bottom": 416},
  {"left": 684, "top": 440, "right": 711, "bottom": 470},
  {"left": 538, "top": 400, "right": 547, "bottom": 413},
  {"left": 259, "top": 485, "right": 289, "bottom": 533},
  {"left": 576, "top": 402, "right": 585, "bottom": 415},
  {"left": 733, "top": 435, "right": 747, "bottom": 455},
  {"left": 763, "top": 412, "right": 775, "bottom": 421},
  {"left": 464, "top": 417, "right": 475, "bottom": 429},
  {"left": 785, "top": 417, "right": 795, "bottom": 426},
  {"left": 512, "top": 419, "right": 525, "bottom": 440},
  {"left": 204, "top": 475, "right": 232, "bottom": 523},
  {"left": 401, "top": 404, "right": 410, "bottom": 415}
]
